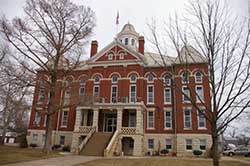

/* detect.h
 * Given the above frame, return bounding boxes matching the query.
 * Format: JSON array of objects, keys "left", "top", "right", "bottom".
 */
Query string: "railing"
[
  {"left": 78, "top": 126, "right": 96, "bottom": 154},
  {"left": 104, "top": 130, "right": 119, "bottom": 157},
  {"left": 121, "top": 127, "right": 137, "bottom": 135},
  {"left": 78, "top": 126, "right": 94, "bottom": 134}
]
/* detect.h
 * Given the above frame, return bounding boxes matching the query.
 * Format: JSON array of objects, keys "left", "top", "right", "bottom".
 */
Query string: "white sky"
[{"left": 0, "top": 0, "right": 248, "bottom": 56}]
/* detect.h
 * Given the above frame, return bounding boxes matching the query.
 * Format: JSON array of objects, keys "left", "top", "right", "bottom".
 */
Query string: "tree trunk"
[
  {"left": 212, "top": 132, "right": 220, "bottom": 166},
  {"left": 0, "top": 127, "right": 6, "bottom": 145}
]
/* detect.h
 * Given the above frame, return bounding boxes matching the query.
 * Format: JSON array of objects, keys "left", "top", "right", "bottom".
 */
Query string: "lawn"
[
  {"left": 0, "top": 145, "right": 60, "bottom": 165},
  {"left": 77, "top": 158, "right": 250, "bottom": 166}
]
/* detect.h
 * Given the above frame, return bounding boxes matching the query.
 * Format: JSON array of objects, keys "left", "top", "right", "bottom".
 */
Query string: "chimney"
[
  {"left": 138, "top": 36, "right": 144, "bottom": 55},
  {"left": 90, "top": 40, "right": 98, "bottom": 57}
]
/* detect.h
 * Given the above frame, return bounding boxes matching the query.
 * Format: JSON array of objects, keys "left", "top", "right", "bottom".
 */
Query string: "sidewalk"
[{"left": 4, "top": 155, "right": 100, "bottom": 166}]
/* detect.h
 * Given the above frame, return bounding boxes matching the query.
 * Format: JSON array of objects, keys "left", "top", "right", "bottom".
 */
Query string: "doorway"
[
  {"left": 104, "top": 113, "right": 117, "bottom": 132},
  {"left": 122, "top": 137, "right": 134, "bottom": 156}
]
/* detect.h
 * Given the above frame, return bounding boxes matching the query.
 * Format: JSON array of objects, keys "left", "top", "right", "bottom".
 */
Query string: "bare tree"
[
  {"left": 148, "top": 0, "right": 250, "bottom": 166},
  {"left": 0, "top": 0, "right": 95, "bottom": 153}
]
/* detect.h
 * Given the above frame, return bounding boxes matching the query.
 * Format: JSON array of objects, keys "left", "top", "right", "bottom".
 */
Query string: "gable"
[{"left": 95, "top": 45, "right": 139, "bottom": 62}]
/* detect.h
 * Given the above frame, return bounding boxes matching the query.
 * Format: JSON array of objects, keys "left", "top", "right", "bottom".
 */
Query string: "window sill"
[
  {"left": 184, "top": 128, "right": 192, "bottom": 130},
  {"left": 147, "top": 103, "right": 155, "bottom": 105},
  {"left": 164, "top": 102, "right": 172, "bottom": 105},
  {"left": 186, "top": 149, "right": 193, "bottom": 151},
  {"left": 60, "top": 126, "right": 67, "bottom": 128},
  {"left": 198, "top": 127, "right": 207, "bottom": 130},
  {"left": 147, "top": 128, "right": 155, "bottom": 130},
  {"left": 164, "top": 128, "right": 172, "bottom": 130}
]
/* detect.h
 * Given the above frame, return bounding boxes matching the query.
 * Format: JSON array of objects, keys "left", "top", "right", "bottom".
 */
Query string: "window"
[
  {"left": 130, "top": 85, "right": 136, "bottom": 103},
  {"left": 198, "top": 110, "right": 206, "bottom": 128},
  {"left": 43, "top": 114, "right": 47, "bottom": 127},
  {"left": 200, "top": 139, "right": 206, "bottom": 150},
  {"left": 79, "top": 78, "right": 86, "bottom": 96},
  {"left": 34, "top": 112, "right": 41, "bottom": 126},
  {"left": 147, "top": 85, "right": 154, "bottom": 104},
  {"left": 61, "top": 111, "right": 68, "bottom": 127},
  {"left": 119, "top": 53, "right": 124, "bottom": 59},
  {"left": 32, "top": 134, "right": 38, "bottom": 143},
  {"left": 93, "top": 85, "right": 99, "bottom": 97},
  {"left": 94, "top": 75, "right": 101, "bottom": 84},
  {"left": 182, "top": 87, "right": 190, "bottom": 102},
  {"left": 184, "top": 109, "right": 192, "bottom": 128},
  {"left": 108, "top": 53, "right": 113, "bottom": 60},
  {"left": 186, "top": 139, "right": 192, "bottom": 150},
  {"left": 111, "top": 85, "right": 118, "bottom": 103},
  {"left": 60, "top": 136, "right": 65, "bottom": 145},
  {"left": 125, "top": 38, "right": 129, "bottom": 45},
  {"left": 112, "top": 75, "right": 118, "bottom": 83},
  {"left": 147, "top": 111, "right": 154, "bottom": 129},
  {"left": 195, "top": 72, "right": 203, "bottom": 83},
  {"left": 42, "top": 134, "right": 46, "bottom": 145},
  {"left": 148, "top": 139, "right": 154, "bottom": 149},
  {"left": 164, "top": 111, "right": 172, "bottom": 129},
  {"left": 147, "top": 74, "right": 154, "bottom": 82},
  {"left": 131, "top": 39, "right": 135, "bottom": 46},
  {"left": 164, "top": 76, "right": 171, "bottom": 86},
  {"left": 166, "top": 139, "right": 172, "bottom": 150},
  {"left": 63, "top": 89, "right": 71, "bottom": 105},
  {"left": 182, "top": 71, "right": 189, "bottom": 83},
  {"left": 129, "top": 112, "right": 136, "bottom": 127},
  {"left": 196, "top": 86, "right": 204, "bottom": 102},
  {"left": 130, "top": 74, "right": 137, "bottom": 83},
  {"left": 164, "top": 88, "right": 171, "bottom": 103},
  {"left": 38, "top": 88, "right": 46, "bottom": 103}
]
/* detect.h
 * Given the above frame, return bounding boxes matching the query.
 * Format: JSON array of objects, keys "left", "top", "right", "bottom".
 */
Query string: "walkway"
[{"left": 4, "top": 155, "right": 100, "bottom": 166}]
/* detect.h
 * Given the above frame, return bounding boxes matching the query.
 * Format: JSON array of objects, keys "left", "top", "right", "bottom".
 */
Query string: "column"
[
  {"left": 83, "top": 110, "right": 88, "bottom": 126},
  {"left": 92, "top": 108, "right": 99, "bottom": 131},
  {"left": 117, "top": 108, "right": 123, "bottom": 131},
  {"left": 136, "top": 108, "right": 143, "bottom": 134},
  {"left": 74, "top": 108, "right": 82, "bottom": 131}
]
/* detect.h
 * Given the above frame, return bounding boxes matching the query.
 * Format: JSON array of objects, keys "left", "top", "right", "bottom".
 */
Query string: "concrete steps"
[{"left": 80, "top": 132, "right": 113, "bottom": 156}]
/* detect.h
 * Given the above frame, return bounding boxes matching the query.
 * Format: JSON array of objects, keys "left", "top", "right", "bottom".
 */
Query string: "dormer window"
[
  {"left": 125, "top": 38, "right": 129, "bottom": 45},
  {"left": 108, "top": 53, "right": 113, "bottom": 60},
  {"left": 131, "top": 39, "right": 135, "bottom": 46}
]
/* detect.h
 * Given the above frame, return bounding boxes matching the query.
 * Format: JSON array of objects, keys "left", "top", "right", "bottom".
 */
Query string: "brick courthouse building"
[{"left": 27, "top": 23, "right": 212, "bottom": 156}]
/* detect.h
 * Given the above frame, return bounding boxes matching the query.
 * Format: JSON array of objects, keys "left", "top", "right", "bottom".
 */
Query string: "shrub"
[
  {"left": 29, "top": 143, "right": 37, "bottom": 148},
  {"left": 52, "top": 144, "right": 61, "bottom": 150},
  {"left": 160, "top": 149, "right": 169, "bottom": 154},
  {"left": 19, "top": 135, "right": 28, "bottom": 148},
  {"left": 193, "top": 150, "right": 203, "bottom": 156},
  {"left": 62, "top": 145, "right": 70, "bottom": 152}
]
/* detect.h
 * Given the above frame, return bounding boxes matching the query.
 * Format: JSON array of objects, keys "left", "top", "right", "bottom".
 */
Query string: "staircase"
[{"left": 80, "top": 132, "right": 113, "bottom": 156}]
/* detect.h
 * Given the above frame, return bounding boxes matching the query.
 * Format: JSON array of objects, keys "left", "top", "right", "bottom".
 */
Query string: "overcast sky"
[{"left": 0, "top": 0, "right": 248, "bottom": 56}]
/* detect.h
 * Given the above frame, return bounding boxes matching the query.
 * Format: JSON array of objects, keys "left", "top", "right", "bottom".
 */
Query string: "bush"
[
  {"left": 62, "top": 145, "right": 70, "bottom": 152},
  {"left": 52, "top": 144, "right": 61, "bottom": 150},
  {"left": 160, "top": 149, "right": 169, "bottom": 154},
  {"left": 29, "top": 143, "right": 37, "bottom": 148},
  {"left": 19, "top": 135, "right": 28, "bottom": 148},
  {"left": 193, "top": 150, "right": 203, "bottom": 156}
]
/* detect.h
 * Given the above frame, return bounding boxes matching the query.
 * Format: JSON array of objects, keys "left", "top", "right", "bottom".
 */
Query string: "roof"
[{"left": 117, "top": 23, "right": 139, "bottom": 38}]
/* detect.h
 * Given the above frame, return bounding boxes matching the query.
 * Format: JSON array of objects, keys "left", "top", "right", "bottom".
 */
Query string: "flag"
[{"left": 116, "top": 11, "right": 119, "bottom": 25}]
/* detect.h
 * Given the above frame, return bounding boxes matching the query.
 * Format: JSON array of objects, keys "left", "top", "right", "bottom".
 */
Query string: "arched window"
[
  {"left": 125, "top": 38, "right": 129, "bottom": 45},
  {"left": 195, "top": 72, "right": 203, "bottom": 83},
  {"left": 181, "top": 71, "right": 189, "bottom": 83},
  {"left": 119, "top": 52, "right": 124, "bottom": 60},
  {"left": 112, "top": 75, "right": 119, "bottom": 83},
  {"left": 131, "top": 39, "right": 135, "bottom": 46},
  {"left": 164, "top": 76, "right": 171, "bottom": 86},
  {"left": 147, "top": 74, "right": 154, "bottom": 82},
  {"left": 130, "top": 73, "right": 137, "bottom": 83},
  {"left": 108, "top": 53, "right": 113, "bottom": 61},
  {"left": 79, "top": 77, "right": 87, "bottom": 96},
  {"left": 94, "top": 75, "right": 101, "bottom": 84}
]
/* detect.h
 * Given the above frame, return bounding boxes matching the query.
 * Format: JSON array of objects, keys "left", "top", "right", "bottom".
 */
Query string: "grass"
[
  {"left": 0, "top": 145, "right": 60, "bottom": 165},
  {"left": 77, "top": 157, "right": 250, "bottom": 166}
]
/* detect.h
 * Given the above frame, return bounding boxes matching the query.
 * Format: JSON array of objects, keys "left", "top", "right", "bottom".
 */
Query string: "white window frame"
[
  {"left": 148, "top": 138, "right": 154, "bottom": 150},
  {"left": 182, "top": 86, "right": 191, "bottom": 103},
  {"left": 93, "top": 85, "right": 100, "bottom": 97},
  {"left": 186, "top": 139, "right": 193, "bottom": 151},
  {"left": 195, "top": 72, "right": 203, "bottom": 83},
  {"left": 198, "top": 110, "right": 206, "bottom": 129},
  {"left": 61, "top": 110, "right": 68, "bottom": 127},
  {"left": 130, "top": 74, "right": 137, "bottom": 83},
  {"left": 147, "top": 74, "right": 154, "bottom": 83},
  {"left": 34, "top": 112, "right": 41, "bottom": 126},
  {"left": 164, "top": 111, "right": 172, "bottom": 129},
  {"left": 108, "top": 53, "right": 113, "bottom": 60},
  {"left": 164, "top": 76, "right": 171, "bottom": 86},
  {"left": 164, "top": 88, "right": 171, "bottom": 104},
  {"left": 131, "top": 38, "right": 135, "bottom": 46},
  {"left": 147, "top": 111, "right": 154, "bottom": 129},
  {"left": 181, "top": 71, "right": 189, "bottom": 84},
  {"left": 147, "top": 85, "right": 154, "bottom": 104},
  {"left": 184, "top": 109, "right": 192, "bottom": 129},
  {"left": 200, "top": 139, "right": 207, "bottom": 151},
  {"left": 119, "top": 53, "right": 124, "bottom": 59},
  {"left": 60, "top": 135, "right": 65, "bottom": 145},
  {"left": 129, "top": 85, "right": 136, "bottom": 103},
  {"left": 196, "top": 85, "right": 204, "bottom": 103},
  {"left": 125, "top": 38, "right": 129, "bottom": 45},
  {"left": 111, "top": 85, "right": 118, "bottom": 103},
  {"left": 32, "top": 134, "right": 38, "bottom": 143},
  {"left": 165, "top": 139, "right": 172, "bottom": 150}
]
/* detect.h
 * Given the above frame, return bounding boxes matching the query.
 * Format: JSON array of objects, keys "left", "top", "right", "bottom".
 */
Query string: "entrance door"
[
  {"left": 104, "top": 113, "right": 117, "bottom": 132},
  {"left": 122, "top": 137, "right": 134, "bottom": 156}
]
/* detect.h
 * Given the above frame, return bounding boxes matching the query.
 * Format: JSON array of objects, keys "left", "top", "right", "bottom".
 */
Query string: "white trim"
[
  {"left": 129, "top": 84, "right": 137, "bottom": 103},
  {"left": 61, "top": 110, "right": 69, "bottom": 128},
  {"left": 183, "top": 109, "right": 192, "bottom": 129},
  {"left": 195, "top": 71, "right": 203, "bottom": 83},
  {"left": 93, "top": 85, "right": 100, "bottom": 97},
  {"left": 185, "top": 139, "right": 193, "bottom": 151},
  {"left": 199, "top": 139, "right": 207, "bottom": 151},
  {"left": 110, "top": 85, "right": 118, "bottom": 103},
  {"left": 181, "top": 71, "right": 190, "bottom": 84},
  {"left": 147, "top": 85, "right": 154, "bottom": 104},
  {"left": 197, "top": 110, "right": 207, "bottom": 129},
  {"left": 164, "top": 111, "right": 172, "bottom": 129},
  {"left": 182, "top": 86, "right": 191, "bottom": 103}
]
